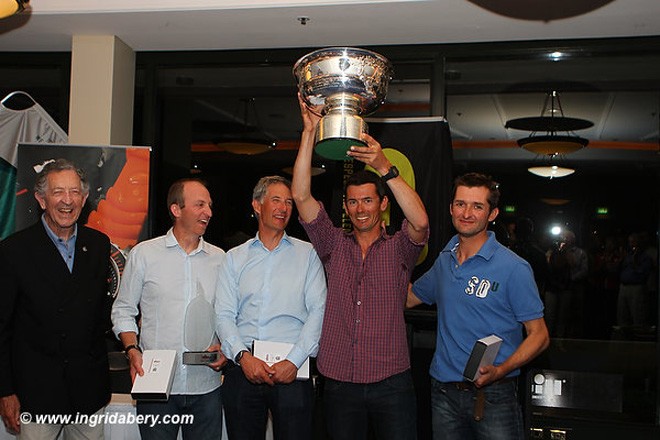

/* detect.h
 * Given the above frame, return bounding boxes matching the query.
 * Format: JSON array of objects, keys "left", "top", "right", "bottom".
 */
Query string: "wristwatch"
[
  {"left": 124, "top": 344, "right": 142, "bottom": 358},
  {"left": 234, "top": 350, "right": 249, "bottom": 365},
  {"left": 381, "top": 165, "right": 399, "bottom": 182}
]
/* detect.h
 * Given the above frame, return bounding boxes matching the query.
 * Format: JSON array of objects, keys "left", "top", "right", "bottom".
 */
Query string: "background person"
[
  {"left": 617, "top": 232, "right": 654, "bottom": 327},
  {"left": 558, "top": 230, "right": 588, "bottom": 337},
  {"left": 510, "top": 216, "right": 549, "bottom": 296}
]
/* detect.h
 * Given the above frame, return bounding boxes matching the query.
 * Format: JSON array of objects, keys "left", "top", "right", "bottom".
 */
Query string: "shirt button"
[
  {"left": 356, "top": 301, "right": 361, "bottom": 306},
  {"left": 355, "top": 319, "right": 360, "bottom": 323}
]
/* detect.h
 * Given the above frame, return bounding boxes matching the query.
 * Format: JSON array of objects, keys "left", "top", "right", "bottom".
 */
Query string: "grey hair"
[
  {"left": 34, "top": 158, "right": 89, "bottom": 196},
  {"left": 252, "top": 175, "right": 291, "bottom": 203}
]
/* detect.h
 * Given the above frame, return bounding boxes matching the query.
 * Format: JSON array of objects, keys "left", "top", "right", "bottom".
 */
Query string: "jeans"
[
  {"left": 136, "top": 386, "right": 223, "bottom": 440},
  {"left": 323, "top": 370, "right": 417, "bottom": 440},
  {"left": 222, "top": 364, "right": 314, "bottom": 440},
  {"left": 430, "top": 378, "right": 523, "bottom": 440}
]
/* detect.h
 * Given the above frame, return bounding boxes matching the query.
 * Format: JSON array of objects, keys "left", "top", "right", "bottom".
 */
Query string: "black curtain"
[{"left": 369, "top": 118, "right": 454, "bottom": 278}]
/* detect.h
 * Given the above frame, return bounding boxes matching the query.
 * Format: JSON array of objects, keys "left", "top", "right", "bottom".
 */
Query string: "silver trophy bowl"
[{"left": 294, "top": 47, "right": 393, "bottom": 160}]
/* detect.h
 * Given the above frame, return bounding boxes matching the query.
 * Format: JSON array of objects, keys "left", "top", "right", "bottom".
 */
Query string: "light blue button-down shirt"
[
  {"left": 41, "top": 214, "right": 76, "bottom": 273},
  {"left": 215, "top": 232, "right": 327, "bottom": 368},
  {"left": 112, "top": 228, "right": 225, "bottom": 395}
]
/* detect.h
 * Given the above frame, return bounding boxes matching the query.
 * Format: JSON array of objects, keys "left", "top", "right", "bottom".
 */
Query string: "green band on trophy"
[{"left": 315, "top": 138, "right": 367, "bottom": 161}]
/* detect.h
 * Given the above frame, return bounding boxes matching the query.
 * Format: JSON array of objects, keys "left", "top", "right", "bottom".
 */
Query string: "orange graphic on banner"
[{"left": 86, "top": 148, "right": 149, "bottom": 249}]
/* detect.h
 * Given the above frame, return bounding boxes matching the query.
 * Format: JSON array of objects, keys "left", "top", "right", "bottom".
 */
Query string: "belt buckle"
[{"left": 454, "top": 381, "right": 472, "bottom": 391}]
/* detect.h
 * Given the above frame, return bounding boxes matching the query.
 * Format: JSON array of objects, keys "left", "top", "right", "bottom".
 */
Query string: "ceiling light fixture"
[
  {"left": 215, "top": 97, "right": 276, "bottom": 155},
  {"left": 541, "top": 198, "right": 571, "bottom": 206},
  {"left": 528, "top": 165, "right": 575, "bottom": 179},
  {"left": 282, "top": 165, "right": 326, "bottom": 176},
  {"left": 0, "top": 0, "right": 28, "bottom": 19},
  {"left": 506, "top": 90, "right": 592, "bottom": 156}
]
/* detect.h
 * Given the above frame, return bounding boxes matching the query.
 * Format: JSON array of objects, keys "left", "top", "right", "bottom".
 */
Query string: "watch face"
[
  {"left": 107, "top": 244, "right": 126, "bottom": 299},
  {"left": 383, "top": 166, "right": 399, "bottom": 181},
  {"left": 235, "top": 350, "right": 246, "bottom": 364}
]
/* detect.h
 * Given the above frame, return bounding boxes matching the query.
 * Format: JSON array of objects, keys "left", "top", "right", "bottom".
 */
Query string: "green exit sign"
[
  {"left": 596, "top": 207, "right": 608, "bottom": 215},
  {"left": 504, "top": 205, "right": 516, "bottom": 213}
]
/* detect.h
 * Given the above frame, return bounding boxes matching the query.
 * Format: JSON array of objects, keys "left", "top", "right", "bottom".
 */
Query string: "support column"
[
  {"left": 430, "top": 53, "right": 446, "bottom": 117},
  {"left": 69, "top": 35, "right": 135, "bottom": 145}
]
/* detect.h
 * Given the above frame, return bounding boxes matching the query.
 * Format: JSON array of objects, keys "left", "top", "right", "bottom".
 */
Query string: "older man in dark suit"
[{"left": 0, "top": 158, "right": 111, "bottom": 439}]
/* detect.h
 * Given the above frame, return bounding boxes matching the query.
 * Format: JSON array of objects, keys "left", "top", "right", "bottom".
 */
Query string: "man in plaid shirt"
[{"left": 292, "top": 97, "right": 429, "bottom": 440}]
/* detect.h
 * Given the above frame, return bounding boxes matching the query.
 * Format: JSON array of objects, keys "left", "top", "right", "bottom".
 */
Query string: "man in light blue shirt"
[
  {"left": 112, "top": 178, "right": 226, "bottom": 440},
  {"left": 215, "top": 175, "right": 327, "bottom": 440}
]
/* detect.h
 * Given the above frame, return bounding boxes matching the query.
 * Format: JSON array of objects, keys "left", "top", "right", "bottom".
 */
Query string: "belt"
[
  {"left": 440, "top": 376, "right": 516, "bottom": 389},
  {"left": 444, "top": 381, "right": 475, "bottom": 390}
]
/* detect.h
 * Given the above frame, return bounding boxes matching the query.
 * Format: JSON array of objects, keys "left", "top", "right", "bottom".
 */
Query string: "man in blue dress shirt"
[{"left": 215, "top": 175, "right": 327, "bottom": 440}]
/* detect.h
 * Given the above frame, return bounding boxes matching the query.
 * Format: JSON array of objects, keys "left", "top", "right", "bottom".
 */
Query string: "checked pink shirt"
[{"left": 301, "top": 202, "right": 428, "bottom": 383}]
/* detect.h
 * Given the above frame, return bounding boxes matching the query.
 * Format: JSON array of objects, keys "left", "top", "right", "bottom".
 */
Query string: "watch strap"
[
  {"left": 381, "top": 165, "right": 399, "bottom": 182},
  {"left": 234, "top": 349, "right": 249, "bottom": 365},
  {"left": 124, "top": 344, "right": 142, "bottom": 358}
]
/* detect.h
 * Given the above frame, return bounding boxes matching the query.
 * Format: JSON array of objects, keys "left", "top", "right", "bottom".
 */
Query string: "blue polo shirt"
[{"left": 412, "top": 231, "right": 544, "bottom": 382}]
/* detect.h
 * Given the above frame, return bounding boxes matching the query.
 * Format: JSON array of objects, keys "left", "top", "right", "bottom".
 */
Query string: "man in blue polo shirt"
[{"left": 407, "top": 172, "right": 549, "bottom": 440}]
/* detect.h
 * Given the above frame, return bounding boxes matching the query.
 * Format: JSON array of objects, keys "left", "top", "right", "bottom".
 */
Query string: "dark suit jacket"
[{"left": 0, "top": 221, "right": 111, "bottom": 416}]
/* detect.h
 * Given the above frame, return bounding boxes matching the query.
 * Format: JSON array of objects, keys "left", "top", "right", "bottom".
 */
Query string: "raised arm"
[
  {"left": 347, "top": 134, "right": 429, "bottom": 243},
  {"left": 291, "top": 95, "right": 322, "bottom": 223}
]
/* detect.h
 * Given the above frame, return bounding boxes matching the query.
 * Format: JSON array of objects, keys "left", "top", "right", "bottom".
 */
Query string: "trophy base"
[{"left": 315, "top": 137, "right": 366, "bottom": 160}]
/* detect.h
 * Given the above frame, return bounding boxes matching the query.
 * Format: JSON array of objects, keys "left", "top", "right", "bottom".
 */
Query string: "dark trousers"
[
  {"left": 136, "top": 386, "right": 223, "bottom": 440},
  {"left": 323, "top": 370, "right": 417, "bottom": 440},
  {"left": 222, "top": 364, "right": 314, "bottom": 440},
  {"left": 430, "top": 378, "right": 523, "bottom": 440}
]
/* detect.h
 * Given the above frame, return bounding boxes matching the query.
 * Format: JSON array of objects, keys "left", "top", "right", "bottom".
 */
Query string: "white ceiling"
[
  {"left": 1, "top": 0, "right": 658, "bottom": 172},
  {"left": 1, "top": 0, "right": 659, "bottom": 52}
]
